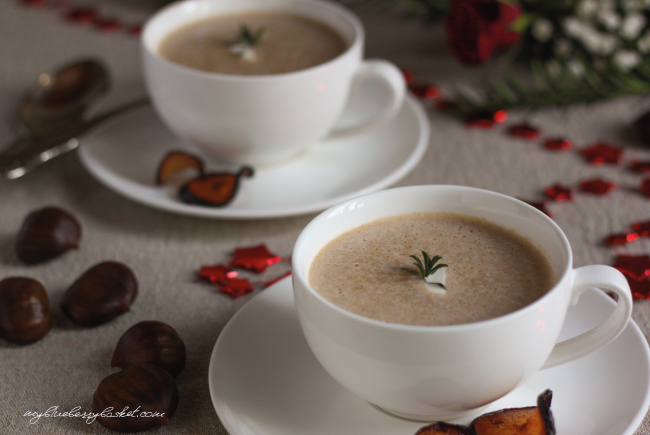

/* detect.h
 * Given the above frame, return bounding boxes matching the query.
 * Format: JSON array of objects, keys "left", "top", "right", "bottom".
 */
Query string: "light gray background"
[{"left": 1, "top": 0, "right": 650, "bottom": 433}]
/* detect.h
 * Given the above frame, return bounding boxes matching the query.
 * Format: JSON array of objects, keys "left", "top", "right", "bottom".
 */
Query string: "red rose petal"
[
  {"left": 409, "top": 83, "right": 440, "bottom": 100},
  {"left": 199, "top": 265, "right": 238, "bottom": 285},
  {"left": 630, "top": 278, "right": 650, "bottom": 300},
  {"left": 631, "top": 160, "right": 650, "bottom": 173},
  {"left": 545, "top": 184, "right": 573, "bottom": 202},
  {"left": 231, "top": 244, "right": 282, "bottom": 273},
  {"left": 543, "top": 138, "right": 573, "bottom": 151},
  {"left": 65, "top": 8, "right": 96, "bottom": 25},
  {"left": 508, "top": 123, "right": 539, "bottom": 140},
  {"left": 264, "top": 271, "right": 292, "bottom": 288},
  {"left": 641, "top": 178, "right": 650, "bottom": 198},
  {"left": 579, "top": 178, "right": 617, "bottom": 195},
  {"left": 632, "top": 220, "right": 650, "bottom": 237},
  {"left": 604, "top": 232, "right": 639, "bottom": 246},
  {"left": 580, "top": 143, "right": 623, "bottom": 165},
  {"left": 613, "top": 254, "right": 650, "bottom": 281},
  {"left": 218, "top": 278, "right": 253, "bottom": 298},
  {"left": 95, "top": 18, "right": 121, "bottom": 33}
]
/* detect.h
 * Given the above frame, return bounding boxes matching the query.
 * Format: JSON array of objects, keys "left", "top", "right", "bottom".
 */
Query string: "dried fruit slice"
[
  {"left": 416, "top": 422, "right": 473, "bottom": 435},
  {"left": 156, "top": 151, "right": 205, "bottom": 185},
  {"left": 470, "top": 390, "right": 555, "bottom": 435},
  {"left": 179, "top": 166, "right": 254, "bottom": 207}
]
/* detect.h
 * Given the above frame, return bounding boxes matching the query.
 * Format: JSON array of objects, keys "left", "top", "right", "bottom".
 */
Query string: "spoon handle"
[{"left": 0, "top": 98, "right": 149, "bottom": 180}]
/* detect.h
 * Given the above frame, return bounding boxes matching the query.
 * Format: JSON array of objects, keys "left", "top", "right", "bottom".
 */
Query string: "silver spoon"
[{"left": 0, "top": 59, "right": 148, "bottom": 179}]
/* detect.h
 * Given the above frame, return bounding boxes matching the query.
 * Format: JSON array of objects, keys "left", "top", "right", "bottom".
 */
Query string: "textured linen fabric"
[{"left": 0, "top": 1, "right": 649, "bottom": 434}]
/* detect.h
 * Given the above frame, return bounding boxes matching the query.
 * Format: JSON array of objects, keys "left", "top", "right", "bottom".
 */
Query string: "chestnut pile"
[
  {"left": 3, "top": 207, "right": 184, "bottom": 432},
  {"left": 416, "top": 390, "right": 556, "bottom": 435}
]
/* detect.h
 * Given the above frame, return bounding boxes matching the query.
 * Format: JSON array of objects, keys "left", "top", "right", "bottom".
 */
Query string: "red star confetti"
[
  {"left": 231, "top": 244, "right": 282, "bottom": 273},
  {"left": 579, "top": 178, "right": 616, "bottom": 195},
  {"left": 402, "top": 70, "right": 415, "bottom": 84},
  {"left": 127, "top": 24, "right": 143, "bottom": 37},
  {"left": 631, "top": 160, "right": 650, "bottom": 173},
  {"left": 95, "top": 18, "right": 121, "bottom": 33},
  {"left": 543, "top": 138, "right": 573, "bottom": 151},
  {"left": 632, "top": 220, "right": 650, "bottom": 237},
  {"left": 630, "top": 279, "right": 650, "bottom": 300},
  {"left": 21, "top": 0, "right": 45, "bottom": 7},
  {"left": 508, "top": 123, "right": 540, "bottom": 140},
  {"left": 613, "top": 254, "right": 650, "bottom": 281},
  {"left": 520, "top": 199, "right": 552, "bottom": 218},
  {"left": 641, "top": 178, "right": 650, "bottom": 198},
  {"left": 465, "top": 110, "right": 508, "bottom": 129},
  {"left": 198, "top": 264, "right": 238, "bottom": 285},
  {"left": 409, "top": 83, "right": 439, "bottom": 100},
  {"left": 435, "top": 99, "right": 457, "bottom": 111},
  {"left": 604, "top": 232, "right": 639, "bottom": 246},
  {"left": 218, "top": 278, "right": 253, "bottom": 298},
  {"left": 65, "top": 8, "right": 97, "bottom": 24},
  {"left": 264, "top": 271, "right": 292, "bottom": 288},
  {"left": 544, "top": 184, "right": 573, "bottom": 202},
  {"left": 580, "top": 143, "right": 623, "bottom": 165}
]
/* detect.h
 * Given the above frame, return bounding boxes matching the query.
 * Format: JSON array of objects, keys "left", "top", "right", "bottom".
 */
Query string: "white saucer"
[
  {"left": 77, "top": 94, "right": 429, "bottom": 219},
  {"left": 209, "top": 277, "right": 650, "bottom": 435}
]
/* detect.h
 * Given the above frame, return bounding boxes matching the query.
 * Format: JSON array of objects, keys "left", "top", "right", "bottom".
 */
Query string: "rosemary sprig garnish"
[
  {"left": 402, "top": 251, "right": 448, "bottom": 289},
  {"left": 230, "top": 24, "right": 265, "bottom": 48}
]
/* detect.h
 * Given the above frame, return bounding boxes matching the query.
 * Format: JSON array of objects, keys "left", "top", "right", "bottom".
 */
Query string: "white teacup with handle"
[
  {"left": 292, "top": 185, "right": 633, "bottom": 421},
  {"left": 142, "top": 0, "right": 406, "bottom": 165}
]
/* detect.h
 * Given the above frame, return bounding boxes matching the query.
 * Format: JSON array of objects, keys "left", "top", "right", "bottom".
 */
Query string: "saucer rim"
[
  {"left": 77, "top": 95, "right": 429, "bottom": 219},
  {"left": 208, "top": 276, "right": 650, "bottom": 435}
]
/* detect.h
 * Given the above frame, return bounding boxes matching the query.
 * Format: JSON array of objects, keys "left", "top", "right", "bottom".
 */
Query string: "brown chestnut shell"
[
  {"left": 92, "top": 363, "right": 178, "bottom": 433},
  {"left": 0, "top": 277, "right": 52, "bottom": 344},
  {"left": 62, "top": 261, "right": 137, "bottom": 327},
  {"left": 15, "top": 207, "right": 81, "bottom": 264},
  {"left": 111, "top": 320, "right": 186, "bottom": 377}
]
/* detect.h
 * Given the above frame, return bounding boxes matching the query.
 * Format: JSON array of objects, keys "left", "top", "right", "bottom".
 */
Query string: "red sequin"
[
  {"left": 65, "top": 8, "right": 96, "bottom": 24},
  {"left": 543, "top": 138, "right": 573, "bottom": 151},
  {"left": 580, "top": 143, "right": 623, "bottom": 165},
  {"left": 631, "top": 160, "right": 650, "bottom": 173},
  {"left": 409, "top": 83, "right": 440, "bottom": 99},
  {"left": 604, "top": 232, "right": 639, "bottom": 245},
  {"left": 95, "top": 18, "right": 121, "bottom": 33},
  {"left": 508, "top": 123, "right": 540, "bottom": 140},
  {"left": 198, "top": 265, "right": 238, "bottom": 285},
  {"left": 218, "top": 278, "right": 253, "bottom": 298},
  {"left": 544, "top": 184, "right": 573, "bottom": 202},
  {"left": 231, "top": 244, "right": 282, "bottom": 273},
  {"left": 632, "top": 220, "right": 650, "bottom": 237},
  {"left": 613, "top": 255, "right": 650, "bottom": 281},
  {"left": 641, "top": 178, "right": 650, "bottom": 198},
  {"left": 264, "top": 271, "right": 292, "bottom": 288},
  {"left": 579, "top": 178, "right": 616, "bottom": 195}
]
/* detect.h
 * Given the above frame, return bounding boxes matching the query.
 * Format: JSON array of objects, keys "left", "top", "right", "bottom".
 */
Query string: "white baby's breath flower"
[
  {"left": 621, "top": 14, "right": 647, "bottom": 39},
  {"left": 613, "top": 49, "right": 641, "bottom": 70},
  {"left": 579, "top": 26, "right": 618, "bottom": 55},
  {"left": 598, "top": 10, "right": 621, "bottom": 31},
  {"left": 567, "top": 59, "right": 585, "bottom": 77},
  {"left": 532, "top": 19, "right": 553, "bottom": 42},
  {"left": 577, "top": 0, "right": 598, "bottom": 18},
  {"left": 622, "top": 0, "right": 641, "bottom": 11},
  {"left": 563, "top": 17, "right": 586, "bottom": 38},
  {"left": 638, "top": 30, "right": 650, "bottom": 52}
]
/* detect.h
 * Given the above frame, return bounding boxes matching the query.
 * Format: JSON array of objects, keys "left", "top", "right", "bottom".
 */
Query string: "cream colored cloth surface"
[{"left": 1, "top": 0, "right": 650, "bottom": 434}]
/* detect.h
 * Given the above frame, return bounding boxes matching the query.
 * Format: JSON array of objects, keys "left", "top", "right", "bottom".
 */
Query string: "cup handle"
[
  {"left": 327, "top": 59, "right": 406, "bottom": 139},
  {"left": 541, "top": 265, "right": 633, "bottom": 369}
]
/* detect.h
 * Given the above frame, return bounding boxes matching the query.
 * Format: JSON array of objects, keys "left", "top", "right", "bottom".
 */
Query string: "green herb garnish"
[
  {"left": 230, "top": 24, "right": 265, "bottom": 48},
  {"left": 402, "top": 251, "right": 448, "bottom": 289}
]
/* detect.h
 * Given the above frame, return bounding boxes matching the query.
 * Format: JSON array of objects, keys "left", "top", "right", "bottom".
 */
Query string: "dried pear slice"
[
  {"left": 179, "top": 166, "right": 254, "bottom": 207},
  {"left": 156, "top": 151, "right": 205, "bottom": 185},
  {"left": 416, "top": 422, "right": 474, "bottom": 435},
  {"left": 470, "top": 390, "right": 555, "bottom": 435}
]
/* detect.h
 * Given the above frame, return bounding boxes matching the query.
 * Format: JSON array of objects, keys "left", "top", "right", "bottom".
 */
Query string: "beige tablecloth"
[{"left": 1, "top": 0, "right": 650, "bottom": 433}]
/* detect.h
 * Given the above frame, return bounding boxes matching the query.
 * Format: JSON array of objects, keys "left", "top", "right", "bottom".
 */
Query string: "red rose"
[{"left": 446, "top": 0, "right": 522, "bottom": 65}]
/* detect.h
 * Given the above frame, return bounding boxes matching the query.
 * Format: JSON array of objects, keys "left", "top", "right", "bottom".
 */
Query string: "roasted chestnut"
[
  {"left": 92, "top": 363, "right": 178, "bottom": 432},
  {"left": 0, "top": 277, "right": 52, "bottom": 344},
  {"left": 62, "top": 261, "right": 137, "bottom": 327},
  {"left": 15, "top": 207, "right": 81, "bottom": 264},
  {"left": 111, "top": 321, "right": 186, "bottom": 377}
]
